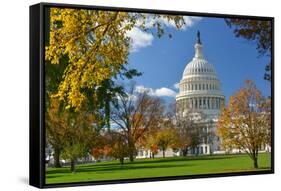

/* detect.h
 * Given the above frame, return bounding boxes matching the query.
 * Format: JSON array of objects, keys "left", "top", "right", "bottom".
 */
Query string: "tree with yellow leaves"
[
  {"left": 217, "top": 80, "right": 271, "bottom": 168},
  {"left": 45, "top": 8, "right": 186, "bottom": 110},
  {"left": 154, "top": 127, "right": 178, "bottom": 158}
]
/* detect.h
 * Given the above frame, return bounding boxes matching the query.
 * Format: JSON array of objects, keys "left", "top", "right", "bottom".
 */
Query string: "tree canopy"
[
  {"left": 44, "top": 8, "right": 188, "bottom": 169},
  {"left": 45, "top": 8, "right": 186, "bottom": 110}
]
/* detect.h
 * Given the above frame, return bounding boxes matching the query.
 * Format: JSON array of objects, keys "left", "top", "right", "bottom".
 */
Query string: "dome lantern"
[
  {"left": 194, "top": 30, "right": 204, "bottom": 59},
  {"left": 197, "top": 30, "right": 202, "bottom": 44}
]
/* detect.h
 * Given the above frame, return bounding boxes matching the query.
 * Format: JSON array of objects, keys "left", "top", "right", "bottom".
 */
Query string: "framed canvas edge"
[{"left": 29, "top": 3, "right": 44, "bottom": 189}]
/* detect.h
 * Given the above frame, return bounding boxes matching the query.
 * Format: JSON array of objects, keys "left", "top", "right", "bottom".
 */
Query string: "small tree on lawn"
[
  {"left": 62, "top": 143, "right": 88, "bottom": 172},
  {"left": 61, "top": 111, "right": 95, "bottom": 172},
  {"left": 150, "top": 144, "right": 159, "bottom": 158},
  {"left": 154, "top": 127, "right": 178, "bottom": 158},
  {"left": 112, "top": 138, "right": 129, "bottom": 165},
  {"left": 106, "top": 131, "right": 129, "bottom": 165},
  {"left": 91, "top": 148, "right": 104, "bottom": 161},
  {"left": 144, "top": 131, "right": 159, "bottom": 159}
]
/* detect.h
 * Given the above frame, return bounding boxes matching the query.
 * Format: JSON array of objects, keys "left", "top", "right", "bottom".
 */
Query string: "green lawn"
[{"left": 46, "top": 153, "right": 271, "bottom": 184}]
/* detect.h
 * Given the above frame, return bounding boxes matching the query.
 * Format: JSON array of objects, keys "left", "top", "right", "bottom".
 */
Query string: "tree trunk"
[
  {"left": 129, "top": 153, "right": 134, "bottom": 162},
  {"left": 182, "top": 148, "right": 187, "bottom": 156},
  {"left": 119, "top": 157, "right": 124, "bottom": 165},
  {"left": 70, "top": 159, "right": 75, "bottom": 173},
  {"left": 105, "top": 98, "right": 111, "bottom": 131},
  {"left": 128, "top": 144, "right": 135, "bottom": 162},
  {"left": 54, "top": 147, "right": 61, "bottom": 168},
  {"left": 128, "top": 136, "right": 135, "bottom": 162},
  {"left": 209, "top": 149, "right": 213, "bottom": 156},
  {"left": 152, "top": 153, "right": 154, "bottom": 159},
  {"left": 253, "top": 157, "right": 258, "bottom": 168},
  {"left": 162, "top": 150, "right": 165, "bottom": 158}
]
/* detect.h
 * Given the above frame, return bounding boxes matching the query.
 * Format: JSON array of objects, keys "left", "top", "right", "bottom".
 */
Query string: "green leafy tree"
[{"left": 61, "top": 111, "right": 96, "bottom": 172}]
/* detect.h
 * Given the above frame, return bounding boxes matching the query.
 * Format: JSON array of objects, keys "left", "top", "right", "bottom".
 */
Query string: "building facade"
[{"left": 176, "top": 31, "right": 225, "bottom": 155}]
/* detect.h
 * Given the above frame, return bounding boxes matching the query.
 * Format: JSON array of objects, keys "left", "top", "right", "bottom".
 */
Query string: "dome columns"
[{"left": 176, "top": 97, "right": 224, "bottom": 111}]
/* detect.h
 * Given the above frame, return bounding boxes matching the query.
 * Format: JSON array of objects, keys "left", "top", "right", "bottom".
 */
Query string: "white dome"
[
  {"left": 182, "top": 58, "right": 217, "bottom": 79},
  {"left": 176, "top": 31, "right": 225, "bottom": 117}
]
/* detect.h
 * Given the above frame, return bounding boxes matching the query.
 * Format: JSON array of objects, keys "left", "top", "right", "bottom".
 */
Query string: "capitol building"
[
  {"left": 176, "top": 31, "right": 225, "bottom": 155},
  {"left": 136, "top": 31, "right": 225, "bottom": 159}
]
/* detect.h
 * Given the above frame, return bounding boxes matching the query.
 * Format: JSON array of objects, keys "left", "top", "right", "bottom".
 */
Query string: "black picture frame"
[{"left": 30, "top": 2, "right": 274, "bottom": 188}]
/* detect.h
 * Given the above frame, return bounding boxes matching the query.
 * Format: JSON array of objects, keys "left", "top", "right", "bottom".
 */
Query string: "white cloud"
[
  {"left": 154, "top": 87, "right": 177, "bottom": 97},
  {"left": 135, "top": 85, "right": 177, "bottom": 98},
  {"left": 173, "top": 82, "right": 179, "bottom": 89},
  {"left": 126, "top": 16, "right": 201, "bottom": 52},
  {"left": 126, "top": 27, "right": 154, "bottom": 52},
  {"left": 182, "top": 16, "right": 202, "bottom": 30},
  {"left": 136, "top": 16, "right": 202, "bottom": 31},
  {"left": 135, "top": 85, "right": 152, "bottom": 93}
]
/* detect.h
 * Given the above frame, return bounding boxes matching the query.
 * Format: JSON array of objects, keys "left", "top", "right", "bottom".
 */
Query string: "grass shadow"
[
  {"left": 46, "top": 162, "right": 195, "bottom": 177},
  {"left": 78, "top": 163, "right": 194, "bottom": 173},
  {"left": 45, "top": 154, "right": 258, "bottom": 177}
]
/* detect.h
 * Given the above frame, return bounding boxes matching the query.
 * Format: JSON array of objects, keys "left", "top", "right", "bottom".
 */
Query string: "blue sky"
[{"left": 123, "top": 16, "right": 271, "bottom": 105}]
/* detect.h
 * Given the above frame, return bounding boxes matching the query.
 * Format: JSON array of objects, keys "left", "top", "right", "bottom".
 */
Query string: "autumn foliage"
[
  {"left": 45, "top": 8, "right": 186, "bottom": 110},
  {"left": 217, "top": 80, "right": 271, "bottom": 168},
  {"left": 44, "top": 7, "right": 272, "bottom": 172}
]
